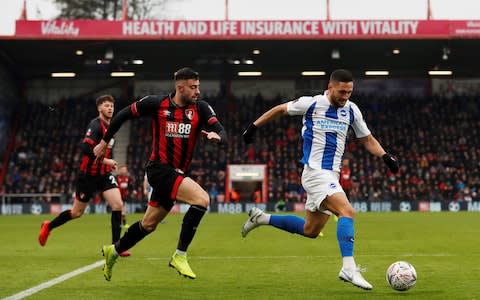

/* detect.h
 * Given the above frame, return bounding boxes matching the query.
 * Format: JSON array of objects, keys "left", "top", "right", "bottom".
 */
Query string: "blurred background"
[{"left": 1, "top": 0, "right": 479, "bottom": 215}]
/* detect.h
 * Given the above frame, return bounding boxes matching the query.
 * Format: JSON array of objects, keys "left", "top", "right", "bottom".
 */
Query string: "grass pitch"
[{"left": 1, "top": 212, "right": 479, "bottom": 299}]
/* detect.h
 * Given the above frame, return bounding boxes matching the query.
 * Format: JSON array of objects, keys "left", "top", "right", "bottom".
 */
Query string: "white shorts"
[{"left": 302, "top": 165, "right": 345, "bottom": 214}]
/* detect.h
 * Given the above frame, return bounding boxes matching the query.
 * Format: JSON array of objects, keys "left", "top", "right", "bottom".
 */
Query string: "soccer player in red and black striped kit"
[
  {"left": 95, "top": 67, "right": 227, "bottom": 281},
  {"left": 38, "top": 95, "right": 130, "bottom": 257}
]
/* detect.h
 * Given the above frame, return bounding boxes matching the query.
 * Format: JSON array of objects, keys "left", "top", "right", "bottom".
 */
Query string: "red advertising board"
[{"left": 13, "top": 19, "right": 480, "bottom": 40}]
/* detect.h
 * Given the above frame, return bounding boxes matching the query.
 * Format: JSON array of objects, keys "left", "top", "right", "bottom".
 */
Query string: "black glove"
[
  {"left": 242, "top": 123, "right": 257, "bottom": 144},
  {"left": 383, "top": 153, "right": 399, "bottom": 174}
]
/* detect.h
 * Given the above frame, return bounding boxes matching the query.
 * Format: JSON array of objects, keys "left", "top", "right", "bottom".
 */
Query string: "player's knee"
[
  {"left": 196, "top": 190, "right": 210, "bottom": 208},
  {"left": 70, "top": 210, "right": 84, "bottom": 219},
  {"left": 349, "top": 206, "right": 356, "bottom": 218},
  {"left": 110, "top": 203, "right": 123, "bottom": 211},
  {"left": 141, "top": 220, "right": 158, "bottom": 232},
  {"left": 303, "top": 225, "right": 323, "bottom": 239},
  {"left": 339, "top": 206, "right": 355, "bottom": 218}
]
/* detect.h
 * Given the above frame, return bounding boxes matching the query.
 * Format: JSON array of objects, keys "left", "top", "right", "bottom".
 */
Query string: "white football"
[{"left": 386, "top": 261, "right": 417, "bottom": 291}]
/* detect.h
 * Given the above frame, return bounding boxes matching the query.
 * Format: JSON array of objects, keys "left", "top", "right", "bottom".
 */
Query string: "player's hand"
[
  {"left": 242, "top": 123, "right": 257, "bottom": 144},
  {"left": 93, "top": 140, "right": 107, "bottom": 161},
  {"left": 103, "top": 158, "right": 118, "bottom": 171},
  {"left": 383, "top": 153, "right": 399, "bottom": 174},
  {"left": 201, "top": 130, "right": 221, "bottom": 143}
]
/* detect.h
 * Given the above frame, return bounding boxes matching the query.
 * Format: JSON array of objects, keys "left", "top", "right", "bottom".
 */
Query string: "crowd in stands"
[
  {"left": 3, "top": 92, "right": 480, "bottom": 206},
  {"left": 2, "top": 99, "right": 94, "bottom": 201}
]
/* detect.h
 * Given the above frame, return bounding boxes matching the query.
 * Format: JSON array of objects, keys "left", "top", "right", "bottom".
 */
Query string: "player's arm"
[
  {"left": 352, "top": 103, "right": 399, "bottom": 174},
  {"left": 358, "top": 134, "right": 398, "bottom": 174},
  {"left": 242, "top": 103, "right": 288, "bottom": 144},
  {"left": 94, "top": 96, "right": 157, "bottom": 158},
  {"left": 198, "top": 101, "right": 227, "bottom": 144},
  {"left": 81, "top": 121, "right": 115, "bottom": 167},
  {"left": 243, "top": 96, "right": 313, "bottom": 144}
]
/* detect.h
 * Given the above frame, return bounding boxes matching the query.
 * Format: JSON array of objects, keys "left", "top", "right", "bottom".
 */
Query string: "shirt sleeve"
[
  {"left": 104, "top": 96, "right": 160, "bottom": 143},
  {"left": 286, "top": 96, "right": 315, "bottom": 116},
  {"left": 350, "top": 103, "right": 371, "bottom": 138},
  {"left": 130, "top": 95, "right": 159, "bottom": 117},
  {"left": 83, "top": 120, "right": 101, "bottom": 146},
  {"left": 197, "top": 100, "right": 219, "bottom": 127},
  {"left": 198, "top": 100, "right": 227, "bottom": 144}
]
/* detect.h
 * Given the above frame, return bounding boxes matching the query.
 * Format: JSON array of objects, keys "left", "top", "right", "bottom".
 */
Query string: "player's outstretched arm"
[
  {"left": 358, "top": 134, "right": 399, "bottom": 173},
  {"left": 243, "top": 103, "right": 288, "bottom": 144}
]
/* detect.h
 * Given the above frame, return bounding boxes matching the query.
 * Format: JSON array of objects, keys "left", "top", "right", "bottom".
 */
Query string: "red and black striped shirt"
[
  {"left": 104, "top": 94, "right": 225, "bottom": 174},
  {"left": 80, "top": 117, "right": 114, "bottom": 176},
  {"left": 130, "top": 94, "right": 221, "bottom": 172}
]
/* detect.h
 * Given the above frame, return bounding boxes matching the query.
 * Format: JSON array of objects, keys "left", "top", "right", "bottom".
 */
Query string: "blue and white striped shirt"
[{"left": 287, "top": 92, "right": 371, "bottom": 172}]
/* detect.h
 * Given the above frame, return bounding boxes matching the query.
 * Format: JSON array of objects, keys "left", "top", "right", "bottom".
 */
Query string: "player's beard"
[
  {"left": 181, "top": 93, "right": 199, "bottom": 105},
  {"left": 330, "top": 95, "right": 347, "bottom": 108}
]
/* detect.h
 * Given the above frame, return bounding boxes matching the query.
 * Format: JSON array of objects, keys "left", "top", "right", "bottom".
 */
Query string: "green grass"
[{"left": 1, "top": 212, "right": 479, "bottom": 299}]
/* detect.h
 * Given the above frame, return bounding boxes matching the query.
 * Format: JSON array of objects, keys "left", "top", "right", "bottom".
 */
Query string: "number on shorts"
[{"left": 109, "top": 175, "right": 118, "bottom": 186}]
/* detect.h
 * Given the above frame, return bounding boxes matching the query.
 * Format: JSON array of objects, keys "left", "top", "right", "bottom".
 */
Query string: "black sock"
[
  {"left": 111, "top": 210, "right": 122, "bottom": 243},
  {"left": 114, "top": 221, "right": 152, "bottom": 253},
  {"left": 48, "top": 210, "right": 72, "bottom": 230},
  {"left": 177, "top": 205, "right": 207, "bottom": 252}
]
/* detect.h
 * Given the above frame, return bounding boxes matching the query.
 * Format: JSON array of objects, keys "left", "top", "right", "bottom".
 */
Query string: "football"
[{"left": 386, "top": 261, "right": 417, "bottom": 291}]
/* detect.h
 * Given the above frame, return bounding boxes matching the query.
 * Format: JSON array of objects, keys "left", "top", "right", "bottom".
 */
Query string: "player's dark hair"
[
  {"left": 174, "top": 67, "right": 199, "bottom": 81},
  {"left": 330, "top": 69, "right": 353, "bottom": 83},
  {"left": 96, "top": 94, "right": 115, "bottom": 107}
]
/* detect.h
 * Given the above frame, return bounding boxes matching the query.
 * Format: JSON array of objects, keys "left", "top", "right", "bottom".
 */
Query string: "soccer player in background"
[
  {"left": 241, "top": 69, "right": 399, "bottom": 290},
  {"left": 116, "top": 164, "right": 131, "bottom": 229},
  {"left": 38, "top": 95, "right": 131, "bottom": 257},
  {"left": 94, "top": 67, "right": 227, "bottom": 281}
]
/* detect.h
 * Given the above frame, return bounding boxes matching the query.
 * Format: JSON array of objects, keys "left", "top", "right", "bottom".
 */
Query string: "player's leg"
[
  {"left": 102, "top": 201, "right": 170, "bottom": 281},
  {"left": 242, "top": 166, "right": 332, "bottom": 238},
  {"left": 241, "top": 205, "right": 329, "bottom": 238},
  {"left": 121, "top": 198, "right": 129, "bottom": 228},
  {"left": 102, "top": 188, "right": 123, "bottom": 244},
  {"left": 169, "top": 176, "right": 209, "bottom": 279},
  {"left": 322, "top": 192, "right": 372, "bottom": 290},
  {"left": 38, "top": 181, "right": 91, "bottom": 246}
]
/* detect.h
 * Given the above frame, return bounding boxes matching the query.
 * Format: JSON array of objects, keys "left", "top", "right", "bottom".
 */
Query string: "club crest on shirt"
[
  {"left": 340, "top": 109, "right": 347, "bottom": 117},
  {"left": 185, "top": 109, "right": 194, "bottom": 120}
]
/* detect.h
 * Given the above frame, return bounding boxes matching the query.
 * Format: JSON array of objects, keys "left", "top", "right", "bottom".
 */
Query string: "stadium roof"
[{"left": 1, "top": 38, "right": 480, "bottom": 80}]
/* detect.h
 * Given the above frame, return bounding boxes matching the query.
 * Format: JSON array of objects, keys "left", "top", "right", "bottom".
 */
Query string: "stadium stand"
[{"left": 3, "top": 91, "right": 480, "bottom": 205}]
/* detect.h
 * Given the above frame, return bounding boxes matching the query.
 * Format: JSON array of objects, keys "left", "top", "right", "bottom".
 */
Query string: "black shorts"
[
  {"left": 146, "top": 162, "right": 185, "bottom": 211},
  {"left": 75, "top": 173, "right": 118, "bottom": 203}
]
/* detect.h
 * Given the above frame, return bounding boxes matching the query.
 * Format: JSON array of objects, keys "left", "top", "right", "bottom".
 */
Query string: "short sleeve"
[
  {"left": 287, "top": 96, "right": 315, "bottom": 116},
  {"left": 198, "top": 100, "right": 218, "bottom": 126},
  {"left": 82, "top": 120, "right": 101, "bottom": 146},
  {"left": 131, "top": 95, "right": 159, "bottom": 117},
  {"left": 350, "top": 103, "right": 371, "bottom": 138}
]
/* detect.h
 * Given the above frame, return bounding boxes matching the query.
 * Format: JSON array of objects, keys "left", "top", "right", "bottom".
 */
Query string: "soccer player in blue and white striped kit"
[{"left": 241, "top": 69, "right": 399, "bottom": 290}]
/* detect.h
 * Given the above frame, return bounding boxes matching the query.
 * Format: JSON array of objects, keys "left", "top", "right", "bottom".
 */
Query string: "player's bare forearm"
[
  {"left": 253, "top": 103, "right": 289, "bottom": 128},
  {"left": 93, "top": 140, "right": 108, "bottom": 158},
  {"left": 358, "top": 134, "right": 386, "bottom": 157}
]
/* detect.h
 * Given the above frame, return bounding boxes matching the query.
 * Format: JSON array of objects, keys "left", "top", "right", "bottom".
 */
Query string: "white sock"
[
  {"left": 176, "top": 249, "right": 186, "bottom": 256},
  {"left": 112, "top": 246, "right": 119, "bottom": 256},
  {"left": 342, "top": 256, "right": 356, "bottom": 270},
  {"left": 257, "top": 212, "right": 271, "bottom": 225}
]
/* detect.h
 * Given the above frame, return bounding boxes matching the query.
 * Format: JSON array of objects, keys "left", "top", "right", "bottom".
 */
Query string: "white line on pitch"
[{"left": 2, "top": 260, "right": 104, "bottom": 300}]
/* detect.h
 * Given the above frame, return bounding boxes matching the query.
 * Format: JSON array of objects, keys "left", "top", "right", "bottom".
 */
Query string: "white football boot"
[
  {"left": 339, "top": 265, "right": 373, "bottom": 290},
  {"left": 241, "top": 207, "right": 265, "bottom": 238}
]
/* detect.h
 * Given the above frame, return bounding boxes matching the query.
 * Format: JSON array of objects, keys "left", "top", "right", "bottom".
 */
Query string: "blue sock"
[
  {"left": 337, "top": 217, "right": 354, "bottom": 257},
  {"left": 269, "top": 215, "right": 305, "bottom": 235}
]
